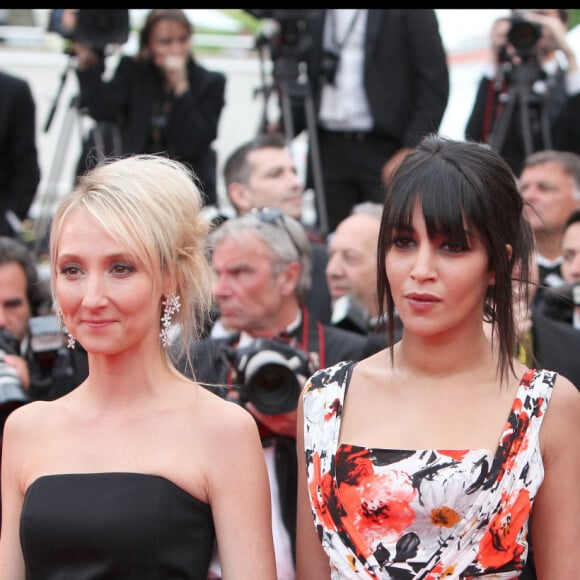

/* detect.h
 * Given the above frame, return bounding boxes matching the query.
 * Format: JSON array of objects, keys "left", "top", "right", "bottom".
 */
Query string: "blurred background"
[{"left": 1, "top": 9, "right": 580, "bottom": 230}]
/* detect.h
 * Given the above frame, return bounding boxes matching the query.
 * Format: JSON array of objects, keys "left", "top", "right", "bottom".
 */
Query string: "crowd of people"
[{"left": 0, "top": 8, "right": 578, "bottom": 580}]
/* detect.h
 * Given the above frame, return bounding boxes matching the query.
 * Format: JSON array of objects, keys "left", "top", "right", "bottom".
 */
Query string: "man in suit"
[
  {"left": 174, "top": 210, "right": 368, "bottom": 579},
  {"left": 518, "top": 150, "right": 580, "bottom": 294},
  {"left": 219, "top": 132, "right": 332, "bottom": 324},
  {"left": 278, "top": 9, "right": 449, "bottom": 233},
  {"left": 0, "top": 70, "right": 40, "bottom": 239}
]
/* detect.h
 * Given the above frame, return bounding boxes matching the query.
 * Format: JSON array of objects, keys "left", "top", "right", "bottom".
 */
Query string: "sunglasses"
[{"left": 249, "top": 207, "right": 302, "bottom": 259}]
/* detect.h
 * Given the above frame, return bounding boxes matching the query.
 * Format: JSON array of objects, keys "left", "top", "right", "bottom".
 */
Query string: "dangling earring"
[
  {"left": 160, "top": 293, "right": 181, "bottom": 348},
  {"left": 66, "top": 329, "right": 76, "bottom": 350},
  {"left": 58, "top": 309, "right": 76, "bottom": 349}
]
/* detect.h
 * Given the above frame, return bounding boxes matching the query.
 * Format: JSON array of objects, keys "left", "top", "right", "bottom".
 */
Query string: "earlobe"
[
  {"left": 228, "top": 183, "right": 252, "bottom": 214},
  {"left": 506, "top": 244, "right": 513, "bottom": 261}
]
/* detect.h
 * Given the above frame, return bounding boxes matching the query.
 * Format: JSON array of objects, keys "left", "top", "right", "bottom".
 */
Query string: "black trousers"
[{"left": 307, "top": 127, "right": 397, "bottom": 234}]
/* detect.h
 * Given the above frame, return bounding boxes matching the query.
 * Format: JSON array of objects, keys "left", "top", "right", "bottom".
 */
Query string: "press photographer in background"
[
  {"left": 70, "top": 9, "right": 226, "bottom": 206},
  {"left": 541, "top": 208, "right": 580, "bottom": 329},
  {"left": 465, "top": 9, "right": 580, "bottom": 177},
  {"left": 0, "top": 237, "right": 88, "bottom": 437},
  {"left": 174, "top": 209, "right": 367, "bottom": 579}
]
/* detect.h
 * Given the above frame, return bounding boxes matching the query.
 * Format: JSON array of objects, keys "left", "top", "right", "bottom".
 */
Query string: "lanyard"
[{"left": 328, "top": 9, "right": 362, "bottom": 52}]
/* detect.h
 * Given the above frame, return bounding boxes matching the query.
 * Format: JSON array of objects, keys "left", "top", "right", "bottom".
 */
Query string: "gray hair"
[
  {"left": 350, "top": 201, "right": 383, "bottom": 219},
  {"left": 522, "top": 150, "right": 580, "bottom": 200},
  {"left": 210, "top": 212, "right": 312, "bottom": 302}
]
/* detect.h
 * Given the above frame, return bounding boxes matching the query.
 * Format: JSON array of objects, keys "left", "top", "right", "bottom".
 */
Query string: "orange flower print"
[{"left": 478, "top": 488, "right": 531, "bottom": 569}]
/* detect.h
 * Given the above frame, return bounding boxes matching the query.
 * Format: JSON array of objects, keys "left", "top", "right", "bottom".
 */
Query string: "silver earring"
[
  {"left": 58, "top": 309, "right": 75, "bottom": 349},
  {"left": 66, "top": 329, "right": 76, "bottom": 350},
  {"left": 160, "top": 293, "right": 181, "bottom": 348}
]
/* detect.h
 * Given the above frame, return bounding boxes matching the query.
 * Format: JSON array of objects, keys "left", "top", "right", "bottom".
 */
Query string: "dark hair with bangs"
[{"left": 377, "top": 135, "right": 535, "bottom": 383}]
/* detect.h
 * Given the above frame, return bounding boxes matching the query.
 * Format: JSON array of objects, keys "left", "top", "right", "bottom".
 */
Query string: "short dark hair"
[
  {"left": 0, "top": 237, "right": 50, "bottom": 316},
  {"left": 377, "top": 135, "right": 534, "bottom": 383},
  {"left": 565, "top": 208, "right": 580, "bottom": 230},
  {"left": 223, "top": 132, "right": 288, "bottom": 188}
]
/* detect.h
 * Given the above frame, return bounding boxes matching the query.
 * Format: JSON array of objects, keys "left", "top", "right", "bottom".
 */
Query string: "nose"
[
  {"left": 0, "top": 306, "right": 7, "bottom": 328},
  {"left": 81, "top": 274, "right": 109, "bottom": 308},
  {"left": 212, "top": 273, "right": 231, "bottom": 299},
  {"left": 410, "top": 243, "right": 437, "bottom": 281}
]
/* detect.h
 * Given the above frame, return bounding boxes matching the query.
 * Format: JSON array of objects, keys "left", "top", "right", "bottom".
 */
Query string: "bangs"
[{"left": 385, "top": 155, "right": 491, "bottom": 249}]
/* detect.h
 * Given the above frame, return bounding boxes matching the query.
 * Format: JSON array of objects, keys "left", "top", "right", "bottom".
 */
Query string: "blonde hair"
[{"left": 49, "top": 154, "right": 213, "bottom": 369}]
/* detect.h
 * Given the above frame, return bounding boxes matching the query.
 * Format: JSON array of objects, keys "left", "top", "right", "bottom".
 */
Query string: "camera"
[
  {"left": 508, "top": 12, "right": 542, "bottom": 58},
  {"left": 226, "top": 337, "right": 311, "bottom": 415},
  {"left": 48, "top": 9, "right": 130, "bottom": 51},
  {"left": 0, "top": 329, "right": 29, "bottom": 411}
]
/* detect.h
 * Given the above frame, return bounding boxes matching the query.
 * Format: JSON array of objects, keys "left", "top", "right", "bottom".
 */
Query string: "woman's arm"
[
  {"left": 208, "top": 401, "right": 277, "bottom": 579},
  {"left": 531, "top": 374, "right": 580, "bottom": 579}
]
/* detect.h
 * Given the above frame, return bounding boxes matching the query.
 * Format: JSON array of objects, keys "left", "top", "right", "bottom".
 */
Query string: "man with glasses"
[
  {"left": 220, "top": 132, "right": 332, "bottom": 325},
  {"left": 174, "top": 209, "right": 368, "bottom": 579}
]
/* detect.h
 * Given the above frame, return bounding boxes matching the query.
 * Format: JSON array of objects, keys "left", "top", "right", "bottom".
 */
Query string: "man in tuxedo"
[{"left": 281, "top": 9, "right": 449, "bottom": 233}]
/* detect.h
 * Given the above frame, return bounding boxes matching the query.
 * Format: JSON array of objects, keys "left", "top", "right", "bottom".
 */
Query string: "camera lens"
[{"left": 246, "top": 363, "right": 301, "bottom": 415}]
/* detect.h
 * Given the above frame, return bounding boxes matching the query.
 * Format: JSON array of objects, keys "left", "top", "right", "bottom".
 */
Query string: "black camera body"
[
  {"left": 226, "top": 337, "right": 311, "bottom": 415},
  {"left": 49, "top": 9, "right": 130, "bottom": 50},
  {"left": 0, "top": 329, "right": 28, "bottom": 411},
  {"left": 508, "top": 12, "right": 542, "bottom": 59}
]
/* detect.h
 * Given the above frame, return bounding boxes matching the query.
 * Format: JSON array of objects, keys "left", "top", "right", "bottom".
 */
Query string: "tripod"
[
  {"left": 32, "top": 55, "right": 120, "bottom": 259},
  {"left": 488, "top": 56, "right": 552, "bottom": 157},
  {"left": 254, "top": 35, "right": 329, "bottom": 237}
]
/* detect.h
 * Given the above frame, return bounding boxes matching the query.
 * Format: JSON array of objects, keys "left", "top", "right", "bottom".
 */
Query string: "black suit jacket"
[
  {"left": 0, "top": 70, "right": 40, "bottom": 237},
  {"left": 77, "top": 56, "right": 226, "bottom": 204},
  {"left": 293, "top": 9, "right": 449, "bottom": 147},
  {"left": 532, "top": 308, "right": 580, "bottom": 390}
]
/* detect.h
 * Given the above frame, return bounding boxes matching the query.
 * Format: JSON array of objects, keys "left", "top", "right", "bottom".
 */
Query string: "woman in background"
[{"left": 73, "top": 9, "right": 226, "bottom": 206}]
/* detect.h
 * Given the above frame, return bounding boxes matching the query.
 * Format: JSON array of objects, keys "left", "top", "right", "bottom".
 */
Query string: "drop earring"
[
  {"left": 160, "top": 293, "right": 181, "bottom": 348},
  {"left": 58, "top": 309, "right": 75, "bottom": 349},
  {"left": 66, "top": 329, "right": 76, "bottom": 350}
]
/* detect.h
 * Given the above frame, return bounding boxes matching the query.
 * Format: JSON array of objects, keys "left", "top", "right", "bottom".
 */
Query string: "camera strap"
[{"left": 327, "top": 9, "right": 362, "bottom": 54}]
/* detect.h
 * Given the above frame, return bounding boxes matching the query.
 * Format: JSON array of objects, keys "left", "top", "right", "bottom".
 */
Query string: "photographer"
[
  {"left": 465, "top": 9, "right": 580, "bottom": 176},
  {"left": 71, "top": 9, "right": 226, "bottom": 206},
  {"left": 174, "top": 209, "right": 368, "bottom": 579},
  {"left": 541, "top": 208, "right": 580, "bottom": 329},
  {"left": 0, "top": 237, "right": 88, "bottom": 436}
]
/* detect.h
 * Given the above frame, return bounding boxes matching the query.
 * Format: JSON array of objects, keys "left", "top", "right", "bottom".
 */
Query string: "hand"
[
  {"left": 72, "top": 42, "right": 101, "bottom": 69},
  {"left": 3, "top": 353, "right": 30, "bottom": 391},
  {"left": 158, "top": 55, "right": 189, "bottom": 96},
  {"left": 523, "top": 11, "right": 578, "bottom": 71},
  {"left": 245, "top": 402, "right": 298, "bottom": 438}
]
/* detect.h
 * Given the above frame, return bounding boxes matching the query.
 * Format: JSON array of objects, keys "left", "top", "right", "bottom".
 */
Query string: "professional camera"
[
  {"left": 226, "top": 337, "right": 312, "bottom": 415},
  {"left": 48, "top": 9, "right": 130, "bottom": 50},
  {"left": 247, "top": 9, "right": 323, "bottom": 84},
  {"left": 0, "top": 329, "right": 29, "bottom": 411},
  {"left": 508, "top": 12, "right": 542, "bottom": 59}
]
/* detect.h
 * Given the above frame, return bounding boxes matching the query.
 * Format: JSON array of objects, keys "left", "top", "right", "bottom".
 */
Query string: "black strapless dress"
[{"left": 20, "top": 472, "right": 215, "bottom": 579}]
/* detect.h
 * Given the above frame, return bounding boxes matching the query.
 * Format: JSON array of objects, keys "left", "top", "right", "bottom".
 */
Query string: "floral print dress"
[{"left": 302, "top": 360, "right": 556, "bottom": 579}]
